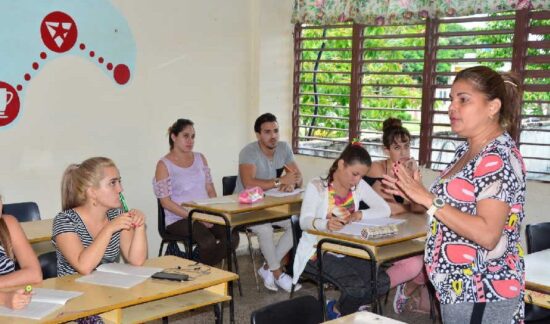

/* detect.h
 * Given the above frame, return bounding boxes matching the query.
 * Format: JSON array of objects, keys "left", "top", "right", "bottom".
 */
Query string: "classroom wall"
[
  {"left": 0, "top": 0, "right": 264, "bottom": 253},
  {"left": 1, "top": 0, "right": 547, "bottom": 255}
]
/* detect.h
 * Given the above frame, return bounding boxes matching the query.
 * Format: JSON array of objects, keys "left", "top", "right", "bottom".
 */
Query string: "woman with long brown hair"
[{"left": 0, "top": 197, "right": 42, "bottom": 309}]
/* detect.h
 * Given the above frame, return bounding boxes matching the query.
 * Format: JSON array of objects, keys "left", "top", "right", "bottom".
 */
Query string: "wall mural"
[{"left": 0, "top": 1, "right": 136, "bottom": 128}]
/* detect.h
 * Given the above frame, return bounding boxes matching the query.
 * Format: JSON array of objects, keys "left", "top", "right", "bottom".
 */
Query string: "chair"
[
  {"left": 525, "top": 222, "right": 550, "bottom": 323},
  {"left": 250, "top": 295, "right": 322, "bottom": 324},
  {"left": 2, "top": 202, "right": 41, "bottom": 222},
  {"left": 157, "top": 199, "right": 190, "bottom": 257},
  {"left": 38, "top": 251, "right": 57, "bottom": 279}
]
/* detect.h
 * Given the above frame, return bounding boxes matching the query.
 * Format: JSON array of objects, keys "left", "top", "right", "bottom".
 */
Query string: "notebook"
[
  {"left": 76, "top": 263, "right": 163, "bottom": 289},
  {"left": 0, "top": 288, "right": 82, "bottom": 320}
]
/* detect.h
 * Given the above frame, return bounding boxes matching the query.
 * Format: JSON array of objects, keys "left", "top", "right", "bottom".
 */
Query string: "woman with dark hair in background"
[
  {"left": 0, "top": 197, "right": 42, "bottom": 309},
  {"left": 153, "top": 119, "right": 238, "bottom": 266},
  {"left": 366, "top": 118, "right": 429, "bottom": 314},
  {"left": 383, "top": 66, "right": 526, "bottom": 323},
  {"left": 292, "top": 143, "right": 391, "bottom": 319}
]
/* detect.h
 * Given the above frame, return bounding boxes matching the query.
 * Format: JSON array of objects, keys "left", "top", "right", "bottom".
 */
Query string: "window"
[{"left": 292, "top": 9, "right": 550, "bottom": 180}]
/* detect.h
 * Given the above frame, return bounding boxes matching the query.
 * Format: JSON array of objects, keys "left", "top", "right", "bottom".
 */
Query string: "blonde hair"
[{"left": 61, "top": 157, "right": 116, "bottom": 210}]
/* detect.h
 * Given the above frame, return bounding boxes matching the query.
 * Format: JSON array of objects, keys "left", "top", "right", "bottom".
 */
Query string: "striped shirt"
[
  {"left": 0, "top": 245, "right": 15, "bottom": 275},
  {"left": 52, "top": 208, "right": 122, "bottom": 277}
]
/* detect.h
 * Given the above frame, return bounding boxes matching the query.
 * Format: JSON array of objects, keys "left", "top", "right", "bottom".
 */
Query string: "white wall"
[
  {"left": 1, "top": 0, "right": 547, "bottom": 255},
  {"left": 0, "top": 0, "right": 256, "bottom": 253}
]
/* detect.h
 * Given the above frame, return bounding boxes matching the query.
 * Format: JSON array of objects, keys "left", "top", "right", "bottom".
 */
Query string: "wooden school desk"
[
  {"left": 307, "top": 212, "right": 427, "bottom": 263},
  {"left": 20, "top": 218, "right": 53, "bottom": 244},
  {"left": 525, "top": 249, "right": 550, "bottom": 310},
  {"left": 182, "top": 193, "right": 302, "bottom": 324},
  {"left": 0, "top": 256, "right": 238, "bottom": 324},
  {"left": 307, "top": 213, "right": 427, "bottom": 315}
]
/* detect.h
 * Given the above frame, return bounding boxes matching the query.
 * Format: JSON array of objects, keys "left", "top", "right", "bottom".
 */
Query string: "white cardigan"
[{"left": 292, "top": 177, "right": 391, "bottom": 284}]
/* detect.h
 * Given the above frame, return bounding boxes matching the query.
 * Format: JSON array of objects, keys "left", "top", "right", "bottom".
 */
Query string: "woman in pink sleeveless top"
[{"left": 153, "top": 119, "right": 239, "bottom": 266}]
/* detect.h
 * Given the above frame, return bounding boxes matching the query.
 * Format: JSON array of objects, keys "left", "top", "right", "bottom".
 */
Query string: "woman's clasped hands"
[
  {"left": 109, "top": 209, "right": 146, "bottom": 233},
  {"left": 381, "top": 160, "right": 432, "bottom": 208}
]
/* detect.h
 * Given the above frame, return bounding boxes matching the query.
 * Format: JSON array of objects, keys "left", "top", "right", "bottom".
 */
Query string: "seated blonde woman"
[
  {"left": 52, "top": 157, "right": 147, "bottom": 277},
  {"left": 0, "top": 197, "right": 42, "bottom": 309}
]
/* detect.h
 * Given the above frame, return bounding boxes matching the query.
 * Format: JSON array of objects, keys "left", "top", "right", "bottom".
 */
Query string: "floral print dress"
[{"left": 425, "top": 132, "right": 526, "bottom": 323}]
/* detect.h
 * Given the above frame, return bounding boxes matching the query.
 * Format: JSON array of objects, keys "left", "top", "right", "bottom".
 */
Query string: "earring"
[{"left": 92, "top": 200, "right": 97, "bottom": 207}]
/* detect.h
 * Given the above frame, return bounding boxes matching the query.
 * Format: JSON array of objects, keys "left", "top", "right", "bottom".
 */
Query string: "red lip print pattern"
[
  {"left": 473, "top": 154, "right": 504, "bottom": 177},
  {"left": 446, "top": 178, "right": 475, "bottom": 202},
  {"left": 444, "top": 243, "right": 477, "bottom": 265},
  {"left": 490, "top": 279, "right": 521, "bottom": 299}
]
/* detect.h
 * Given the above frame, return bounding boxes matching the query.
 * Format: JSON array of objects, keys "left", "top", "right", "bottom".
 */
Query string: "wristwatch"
[
  {"left": 274, "top": 178, "right": 281, "bottom": 188},
  {"left": 426, "top": 197, "right": 445, "bottom": 218}
]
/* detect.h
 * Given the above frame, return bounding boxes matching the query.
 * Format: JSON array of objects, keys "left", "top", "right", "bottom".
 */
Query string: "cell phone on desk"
[{"left": 152, "top": 271, "right": 189, "bottom": 282}]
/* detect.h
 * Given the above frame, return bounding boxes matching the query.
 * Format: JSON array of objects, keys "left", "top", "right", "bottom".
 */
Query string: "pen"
[
  {"left": 119, "top": 193, "right": 129, "bottom": 213},
  {"left": 24, "top": 285, "right": 32, "bottom": 295}
]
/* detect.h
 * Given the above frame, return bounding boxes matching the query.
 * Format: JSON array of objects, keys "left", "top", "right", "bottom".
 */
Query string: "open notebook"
[
  {"left": 0, "top": 288, "right": 82, "bottom": 320},
  {"left": 76, "top": 263, "right": 163, "bottom": 289}
]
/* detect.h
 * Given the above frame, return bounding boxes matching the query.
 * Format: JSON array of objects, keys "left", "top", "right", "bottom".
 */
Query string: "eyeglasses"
[{"left": 164, "top": 262, "right": 212, "bottom": 279}]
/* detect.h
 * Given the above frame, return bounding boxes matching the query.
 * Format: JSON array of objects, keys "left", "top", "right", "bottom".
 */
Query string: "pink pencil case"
[{"left": 239, "top": 187, "right": 264, "bottom": 204}]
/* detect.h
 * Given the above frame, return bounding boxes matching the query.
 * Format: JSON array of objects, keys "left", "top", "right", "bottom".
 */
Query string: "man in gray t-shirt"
[{"left": 236, "top": 113, "right": 302, "bottom": 293}]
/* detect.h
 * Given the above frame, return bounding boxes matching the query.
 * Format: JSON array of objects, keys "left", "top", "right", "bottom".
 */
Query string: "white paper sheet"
[
  {"left": 76, "top": 271, "right": 147, "bottom": 289},
  {"left": 0, "top": 288, "right": 82, "bottom": 320},
  {"left": 355, "top": 218, "right": 405, "bottom": 227},
  {"left": 95, "top": 263, "right": 163, "bottom": 278},
  {"left": 264, "top": 188, "right": 304, "bottom": 197}
]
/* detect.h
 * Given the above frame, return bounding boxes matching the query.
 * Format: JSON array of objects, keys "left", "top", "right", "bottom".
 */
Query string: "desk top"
[
  {"left": 182, "top": 193, "right": 302, "bottom": 215},
  {"left": 0, "top": 256, "right": 238, "bottom": 324},
  {"left": 323, "top": 311, "right": 406, "bottom": 323},
  {"left": 20, "top": 218, "right": 53, "bottom": 244},
  {"left": 308, "top": 213, "right": 428, "bottom": 247},
  {"left": 525, "top": 249, "right": 550, "bottom": 294}
]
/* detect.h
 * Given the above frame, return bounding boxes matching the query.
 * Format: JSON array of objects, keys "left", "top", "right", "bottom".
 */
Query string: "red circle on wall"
[
  {"left": 113, "top": 64, "right": 131, "bottom": 85},
  {"left": 40, "top": 11, "right": 78, "bottom": 53},
  {"left": 0, "top": 82, "right": 21, "bottom": 127}
]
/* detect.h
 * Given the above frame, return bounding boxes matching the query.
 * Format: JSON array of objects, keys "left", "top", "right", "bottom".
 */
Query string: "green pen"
[{"left": 119, "top": 193, "right": 129, "bottom": 212}]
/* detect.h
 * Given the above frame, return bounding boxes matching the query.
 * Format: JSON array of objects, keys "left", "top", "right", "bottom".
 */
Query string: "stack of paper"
[
  {"left": 264, "top": 188, "right": 304, "bottom": 197},
  {"left": 0, "top": 288, "right": 82, "bottom": 320},
  {"left": 76, "top": 263, "right": 163, "bottom": 289}
]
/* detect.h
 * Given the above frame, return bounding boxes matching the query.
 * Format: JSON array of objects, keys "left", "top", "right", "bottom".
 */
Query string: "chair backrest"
[
  {"left": 2, "top": 202, "right": 41, "bottom": 222},
  {"left": 157, "top": 199, "right": 168, "bottom": 238},
  {"left": 250, "top": 295, "right": 322, "bottom": 324},
  {"left": 526, "top": 222, "right": 550, "bottom": 253},
  {"left": 38, "top": 251, "right": 57, "bottom": 279},
  {"left": 222, "top": 176, "right": 238, "bottom": 196}
]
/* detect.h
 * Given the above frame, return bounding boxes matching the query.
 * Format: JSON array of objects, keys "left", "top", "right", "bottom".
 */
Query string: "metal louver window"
[
  {"left": 517, "top": 10, "right": 550, "bottom": 180},
  {"left": 292, "top": 9, "right": 550, "bottom": 181}
]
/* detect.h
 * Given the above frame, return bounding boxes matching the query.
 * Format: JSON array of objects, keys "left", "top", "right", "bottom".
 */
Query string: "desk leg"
[
  {"left": 223, "top": 219, "right": 235, "bottom": 324},
  {"left": 214, "top": 303, "right": 223, "bottom": 324},
  {"left": 188, "top": 211, "right": 195, "bottom": 261}
]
